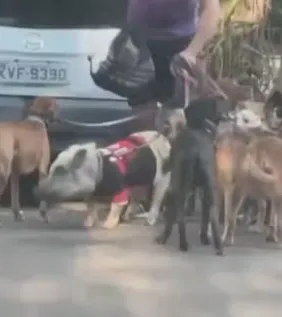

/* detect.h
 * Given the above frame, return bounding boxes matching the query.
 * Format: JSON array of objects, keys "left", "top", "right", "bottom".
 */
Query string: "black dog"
[{"left": 156, "top": 98, "right": 231, "bottom": 256}]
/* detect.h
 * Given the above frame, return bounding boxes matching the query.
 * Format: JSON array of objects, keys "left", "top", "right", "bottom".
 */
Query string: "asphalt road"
[{"left": 0, "top": 207, "right": 282, "bottom": 317}]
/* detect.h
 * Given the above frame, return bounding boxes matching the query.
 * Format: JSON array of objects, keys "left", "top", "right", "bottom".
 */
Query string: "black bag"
[{"left": 89, "top": 27, "right": 155, "bottom": 102}]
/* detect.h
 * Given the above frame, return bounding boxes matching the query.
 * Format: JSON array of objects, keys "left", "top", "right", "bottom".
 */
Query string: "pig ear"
[
  {"left": 70, "top": 149, "right": 87, "bottom": 170},
  {"left": 53, "top": 165, "right": 66, "bottom": 176}
]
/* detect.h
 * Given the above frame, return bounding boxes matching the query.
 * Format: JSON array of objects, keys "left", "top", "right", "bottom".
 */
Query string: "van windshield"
[{"left": 0, "top": 0, "right": 128, "bottom": 28}]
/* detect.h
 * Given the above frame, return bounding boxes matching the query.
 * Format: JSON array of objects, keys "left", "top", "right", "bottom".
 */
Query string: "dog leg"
[
  {"left": 244, "top": 198, "right": 256, "bottom": 226},
  {"left": 201, "top": 182, "right": 223, "bottom": 255},
  {"left": 177, "top": 161, "right": 194, "bottom": 252},
  {"left": 10, "top": 166, "right": 24, "bottom": 221},
  {"left": 185, "top": 187, "right": 198, "bottom": 216},
  {"left": 84, "top": 200, "right": 99, "bottom": 229},
  {"left": 199, "top": 151, "right": 223, "bottom": 256},
  {"left": 38, "top": 146, "right": 50, "bottom": 223},
  {"left": 0, "top": 171, "right": 9, "bottom": 226},
  {"left": 155, "top": 192, "right": 178, "bottom": 245},
  {"left": 38, "top": 194, "right": 49, "bottom": 224},
  {"left": 265, "top": 199, "right": 272, "bottom": 226},
  {"left": 227, "top": 195, "right": 245, "bottom": 245},
  {"left": 102, "top": 202, "right": 126, "bottom": 229},
  {"left": 39, "top": 201, "right": 49, "bottom": 223},
  {"left": 156, "top": 155, "right": 190, "bottom": 250},
  {"left": 146, "top": 173, "right": 170, "bottom": 226},
  {"left": 121, "top": 201, "right": 143, "bottom": 223},
  {"left": 200, "top": 188, "right": 212, "bottom": 245},
  {"left": 178, "top": 205, "right": 189, "bottom": 251},
  {"left": 248, "top": 200, "right": 266, "bottom": 233},
  {"left": 221, "top": 187, "right": 233, "bottom": 244},
  {"left": 276, "top": 210, "right": 282, "bottom": 247},
  {"left": 266, "top": 200, "right": 279, "bottom": 243}
]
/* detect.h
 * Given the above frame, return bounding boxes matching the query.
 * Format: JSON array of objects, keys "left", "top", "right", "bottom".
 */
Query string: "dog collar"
[{"left": 26, "top": 115, "right": 46, "bottom": 127}]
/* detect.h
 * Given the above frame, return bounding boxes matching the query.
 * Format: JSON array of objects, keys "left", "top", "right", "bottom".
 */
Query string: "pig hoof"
[
  {"left": 146, "top": 215, "right": 158, "bottom": 226},
  {"left": 83, "top": 217, "right": 96, "bottom": 229},
  {"left": 120, "top": 211, "right": 132, "bottom": 223},
  {"left": 224, "top": 239, "right": 234, "bottom": 246},
  {"left": 102, "top": 217, "right": 119, "bottom": 229},
  {"left": 14, "top": 210, "right": 24, "bottom": 222},
  {"left": 248, "top": 225, "right": 264, "bottom": 233}
]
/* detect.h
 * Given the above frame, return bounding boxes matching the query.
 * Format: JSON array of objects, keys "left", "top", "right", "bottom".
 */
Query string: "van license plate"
[{"left": 0, "top": 60, "right": 70, "bottom": 85}]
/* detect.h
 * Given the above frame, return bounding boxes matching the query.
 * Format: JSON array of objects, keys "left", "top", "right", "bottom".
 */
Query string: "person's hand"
[
  {"left": 170, "top": 50, "right": 197, "bottom": 87},
  {"left": 179, "top": 50, "right": 197, "bottom": 66}
]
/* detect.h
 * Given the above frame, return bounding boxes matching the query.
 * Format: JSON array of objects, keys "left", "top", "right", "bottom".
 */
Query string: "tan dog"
[
  {"left": 217, "top": 130, "right": 282, "bottom": 245},
  {"left": 0, "top": 97, "right": 56, "bottom": 223},
  {"left": 216, "top": 128, "right": 257, "bottom": 245}
]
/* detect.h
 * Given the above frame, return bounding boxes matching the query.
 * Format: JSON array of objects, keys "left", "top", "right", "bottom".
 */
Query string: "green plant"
[{"left": 205, "top": 0, "right": 275, "bottom": 90}]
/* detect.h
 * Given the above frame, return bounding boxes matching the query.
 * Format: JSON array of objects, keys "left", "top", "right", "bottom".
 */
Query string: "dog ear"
[
  {"left": 70, "top": 149, "right": 87, "bottom": 171},
  {"left": 45, "top": 98, "right": 57, "bottom": 120},
  {"left": 45, "top": 98, "right": 56, "bottom": 110}
]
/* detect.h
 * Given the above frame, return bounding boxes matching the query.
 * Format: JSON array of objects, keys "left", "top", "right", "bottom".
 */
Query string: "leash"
[
  {"left": 56, "top": 107, "right": 156, "bottom": 128},
  {"left": 55, "top": 104, "right": 168, "bottom": 155}
]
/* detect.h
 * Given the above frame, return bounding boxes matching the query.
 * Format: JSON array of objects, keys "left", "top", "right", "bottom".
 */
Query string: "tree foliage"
[{"left": 206, "top": 0, "right": 274, "bottom": 91}]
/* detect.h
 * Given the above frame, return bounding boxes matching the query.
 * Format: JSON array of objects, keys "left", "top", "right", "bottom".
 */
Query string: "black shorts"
[{"left": 128, "top": 35, "right": 193, "bottom": 107}]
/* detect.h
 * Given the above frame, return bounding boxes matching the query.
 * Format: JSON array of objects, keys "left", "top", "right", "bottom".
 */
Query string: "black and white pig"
[{"left": 35, "top": 131, "right": 171, "bottom": 229}]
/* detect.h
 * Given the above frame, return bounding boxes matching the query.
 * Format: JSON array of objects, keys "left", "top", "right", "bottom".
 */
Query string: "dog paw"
[
  {"left": 179, "top": 241, "right": 189, "bottom": 252},
  {"left": 41, "top": 215, "right": 50, "bottom": 224},
  {"left": 155, "top": 235, "right": 166, "bottom": 245},
  {"left": 14, "top": 210, "right": 25, "bottom": 222},
  {"left": 39, "top": 211, "right": 49, "bottom": 224},
  {"left": 248, "top": 224, "right": 264, "bottom": 233},
  {"left": 216, "top": 249, "right": 224, "bottom": 256},
  {"left": 200, "top": 234, "right": 211, "bottom": 245},
  {"left": 146, "top": 219, "right": 157, "bottom": 226},
  {"left": 266, "top": 234, "right": 278, "bottom": 243},
  {"left": 221, "top": 237, "right": 234, "bottom": 246}
]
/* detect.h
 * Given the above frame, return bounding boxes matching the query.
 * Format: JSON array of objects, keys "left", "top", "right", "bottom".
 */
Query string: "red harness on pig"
[{"left": 105, "top": 135, "right": 145, "bottom": 204}]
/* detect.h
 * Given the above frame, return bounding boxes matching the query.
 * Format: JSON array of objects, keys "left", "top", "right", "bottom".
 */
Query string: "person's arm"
[{"left": 182, "top": 0, "right": 221, "bottom": 59}]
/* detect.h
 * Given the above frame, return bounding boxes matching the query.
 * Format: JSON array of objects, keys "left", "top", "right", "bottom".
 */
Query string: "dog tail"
[{"left": 242, "top": 153, "right": 276, "bottom": 185}]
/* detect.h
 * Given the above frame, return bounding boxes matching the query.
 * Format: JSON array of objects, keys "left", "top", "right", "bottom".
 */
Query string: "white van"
[
  {"left": 0, "top": 0, "right": 133, "bottom": 143},
  {"left": 0, "top": 0, "right": 137, "bottom": 204}
]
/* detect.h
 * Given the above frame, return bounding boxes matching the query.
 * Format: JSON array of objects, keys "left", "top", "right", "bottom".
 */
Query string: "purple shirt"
[{"left": 127, "top": 0, "right": 199, "bottom": 39}]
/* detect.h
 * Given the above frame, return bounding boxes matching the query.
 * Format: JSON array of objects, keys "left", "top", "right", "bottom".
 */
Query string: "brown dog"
[{"left": 0, "top": 96, "right": 56, "bottom": 223}]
